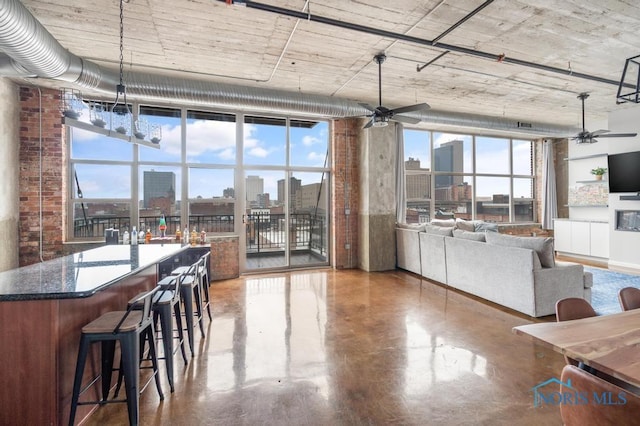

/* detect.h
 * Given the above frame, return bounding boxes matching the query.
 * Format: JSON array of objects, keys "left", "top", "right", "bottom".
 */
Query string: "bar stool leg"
[
  {"left": 173, "top": 302, "right": 188, "bottom": 364},
  {"left": 157, "top": 304, "right": 175, "bottom": 392},
  {"left": 146, "top": 324, "right": 164, "bottom": 399},
  {"left": 201, "top": 273, "right": 212, "bottom": 321},
  {"left": 120, "top": 333, "right": 140, "bottom": 426},
  {"left": 180, "top": 285, "right": 195, "bottom": 356},
  {"left": 101, "top": 340, "right": 117, "bottom": 402},
  {"left": 69, "top": 336, "right": 90, "bottom": 426},
  {"left": 193, "top": 284, "right": 205, "bottom": 338}
]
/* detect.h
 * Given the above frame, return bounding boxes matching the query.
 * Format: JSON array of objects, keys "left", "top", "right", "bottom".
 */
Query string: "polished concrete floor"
[{"left": 84, "top": 269, "right": 567, "bottom": 425}]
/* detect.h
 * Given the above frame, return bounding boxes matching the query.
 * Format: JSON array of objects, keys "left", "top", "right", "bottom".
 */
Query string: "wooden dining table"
[{"left": 513, "top": 309, "right": 640, "bottom": 389}]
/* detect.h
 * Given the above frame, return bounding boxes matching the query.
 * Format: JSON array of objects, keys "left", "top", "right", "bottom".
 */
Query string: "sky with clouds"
[{"left": 71, "top": 111, "right": 329, "bottom": 200}]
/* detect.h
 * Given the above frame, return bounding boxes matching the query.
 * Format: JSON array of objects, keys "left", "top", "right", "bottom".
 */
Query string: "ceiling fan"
[
  {"left": 571, "top": 92, "right": 637, "bottom": 144},
  {"left": 359, "top": 53, "right": 430, "bottom": 129}
]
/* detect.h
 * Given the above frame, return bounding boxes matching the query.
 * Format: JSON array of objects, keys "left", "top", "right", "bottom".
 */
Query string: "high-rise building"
[
  {"left": 277, "top": 177, "right": 301, "bottom": 203},
  {"left": 434, "top": 140, "right": 464, "bottom": 188},
  {"left": 405, "top": 157, "right": 430, "bottom": 200},
  {"left": 223, "top": 187, "right": 235, "bottom": 198},
  {"left": 245, "top": 175, "right": 264, "bottom": 203},
  {"left": 295, "top": 182, "right": 327, "bottom": 212},
  {"left": 143, "top": 170, "right": 176, "bottom": 209},
  {"left": 256, "top": 193, "right": 270, "bottom": 208}
]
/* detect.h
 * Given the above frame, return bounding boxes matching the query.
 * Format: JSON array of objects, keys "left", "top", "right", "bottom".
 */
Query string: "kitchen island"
[{"left": 0, "top": 243, "right": 186, "bottom": 425}]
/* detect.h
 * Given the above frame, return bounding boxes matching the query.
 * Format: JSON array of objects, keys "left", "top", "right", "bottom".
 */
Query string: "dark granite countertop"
[{"left": 0, "top": 244, "right": 186, "bottom": 301}]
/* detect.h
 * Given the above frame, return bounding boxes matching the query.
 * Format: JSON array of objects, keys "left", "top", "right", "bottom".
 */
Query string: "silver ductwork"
[{"left": 0, "top": 0, "right": 575, "bottom": 136}]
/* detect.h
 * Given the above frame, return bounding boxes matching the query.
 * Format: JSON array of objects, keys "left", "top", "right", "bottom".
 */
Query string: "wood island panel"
[
  {"left": 0, "top": 244, "right": 186, "bottom": 425},
  {"left": 0, "top": 264, "right": 156, "bottom": 425}
]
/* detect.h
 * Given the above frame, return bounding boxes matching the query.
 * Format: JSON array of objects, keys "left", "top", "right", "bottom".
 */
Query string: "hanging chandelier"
[
  {"left": 61, "top": 0, "right": 161, "bottom": 147},
  {"left": 110, "top": 0, "right": 132, "bottom": 136}
]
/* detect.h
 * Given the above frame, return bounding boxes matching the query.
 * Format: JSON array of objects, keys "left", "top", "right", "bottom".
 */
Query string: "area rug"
[{"left": 585, "top": 266, "right": 640, "bottom": 315}]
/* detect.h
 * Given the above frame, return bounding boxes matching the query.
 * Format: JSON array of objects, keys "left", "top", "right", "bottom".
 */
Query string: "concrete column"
[
  {"left": 0, "top": 78, "right": 20, "bottom": 272},
  {"left": 358, "top": 123, "right": 397, "bottom": 271}
]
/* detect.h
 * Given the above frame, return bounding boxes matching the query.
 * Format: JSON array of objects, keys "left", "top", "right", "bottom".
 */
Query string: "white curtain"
[
  {"left": 541, "top": 139, "right": 558, "bottom": 229},
  {"left": 395, "top": 123, "right": 406, "bottom": 224}
]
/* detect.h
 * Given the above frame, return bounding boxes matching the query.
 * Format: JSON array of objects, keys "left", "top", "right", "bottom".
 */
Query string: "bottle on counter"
[
  {"left": 122, "top": 230, "right": 130, "bottom": 245},
  {"left": 131, "top": 226, "right": 138, "bottom": 245},
  {"left": 190, "top": 227, "right": 198, "bottom": 246},
  {"left": 175, "top": 227, "right": 182, "bottom": 243},
  {"left": 159, "top": 215, "right": 167, "bottom": 238},
  {"left": 200, "top": 229, "right": 206, "bottom": 245},
  {"left": 145, "top": 229, "right": 152, "bottom": 244},
  {"left": 183, "top": 226, "right": 189, "bottom": 245}
]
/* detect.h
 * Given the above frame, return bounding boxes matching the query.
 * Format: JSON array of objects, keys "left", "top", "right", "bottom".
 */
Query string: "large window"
[
  {"left": 67, "top": 103, "right": 330, "bottom": 249},
  {"left": 403, "top": 130, "right": 535, "bottom": 224}
]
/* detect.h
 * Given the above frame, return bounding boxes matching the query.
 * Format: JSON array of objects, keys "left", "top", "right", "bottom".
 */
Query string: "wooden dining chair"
[
  {"left": 618, "top": 287, "right": 640, "bottom": 311},
  {"left": 555, "top": 297, "right": 597, "bottom": 322},
  {"left": 555, "top": 298, "right": 597, "bottom": 367},
  {"left": 560, "top": 365, "right": 640, "bottom": 426}
]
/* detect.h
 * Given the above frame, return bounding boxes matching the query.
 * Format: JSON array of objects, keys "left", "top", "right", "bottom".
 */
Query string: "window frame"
[{"left": 403, "top": 129, "right": 536, "bottom": 224}]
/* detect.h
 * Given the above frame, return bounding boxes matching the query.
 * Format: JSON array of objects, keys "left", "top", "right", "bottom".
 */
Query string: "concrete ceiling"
[{"left": 16, "top": 0, "right": 640, "bottom": 134}]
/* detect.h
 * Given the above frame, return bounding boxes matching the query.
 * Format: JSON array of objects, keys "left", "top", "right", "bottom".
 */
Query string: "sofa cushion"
[
  {"left": 430, "top": 218, "right": 455, "bottom": 228},
  {"left": 453, "top": 228, "right": 486, "bottom": 242},
  {"left": 424, "top": 224, "right": 454, "bottom": 236},
  {"left": 455, "top": 218, "right": 476, "bottom": 232},
  {"left": 396, "top": 222, "right": 427, "bottom": 232},
  {"left": 485, "top": 232, "right": 555, "bottom": 268},
  {"left": 474, "top": 221, "right": 499, "bottom": 233}
]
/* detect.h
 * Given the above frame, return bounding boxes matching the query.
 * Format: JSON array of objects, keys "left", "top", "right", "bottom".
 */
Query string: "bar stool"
[
  {"left": 69, "top": 288, "right": 163, "bottom": 426},
  {"left": 126, "top": 273, "right": 188, "bottom": 393},
  {"left": 173, "top": 252, "right": 212, "bottom": 321},
  {"left": 198, "top": 251, "right": 212, "bottom": 321},
  {"left": 170, "top": 260, "right": 205, "bottom": 355}
]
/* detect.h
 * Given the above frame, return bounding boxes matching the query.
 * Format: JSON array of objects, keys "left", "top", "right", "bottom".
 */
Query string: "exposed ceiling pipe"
[
  {"left": 0, "top": 0, "right": 576, "bottom": 136},
  {"left": 431, "top": 0, "right": 494, "bottom": 45},
  {"left": 233, "top": 0, "right": 630, "bottom": 89}
]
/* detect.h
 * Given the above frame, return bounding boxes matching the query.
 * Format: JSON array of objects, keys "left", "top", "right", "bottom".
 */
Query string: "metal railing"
[
  {"left": 73, "top": 213, "right": 326, "bottom": 256},
  {"left": 244, "top": 212, "right": 326, "bottom": 256}
]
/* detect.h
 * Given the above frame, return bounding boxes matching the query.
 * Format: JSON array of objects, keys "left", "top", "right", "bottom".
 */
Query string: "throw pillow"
[
  {"left": 453, "top": 228, "right": 486, "bottom": 242},
  {"left": 455, "top": 218, "right": 476, "bottom": 232},
  {"left": 424, "top": 224, "right": 454, "bottom": 236},
  {"left": 396, "top": 222, "right": 427, "bottom": 232},
  {"left": 485, "top": 232, "right": 555, "bottom": 268},
  {"left": 474, "top": 221, "right": 499, "bottom": 233},
  {"left": 430, "top": 218, "right": 455, "bottom": 228}
]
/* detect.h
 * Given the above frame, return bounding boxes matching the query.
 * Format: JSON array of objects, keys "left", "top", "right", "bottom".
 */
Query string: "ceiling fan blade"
[
  {"left": 363, "top": 117, "right": 375, "bottom": 129},
  {"left": 595, "top": 132, "right": 638, "bottom": 138},
  {"left": 359, "top": 103, "right": 377, "bottom": 113},
  {"left": 389, "top": 103, "right": 430, "bottom": 115},
  {"left": 392, "top": 114, "right": 421, "bottom": 125},
  {"left": 590, "top": 129, "right": 610, "bottom": 137}
]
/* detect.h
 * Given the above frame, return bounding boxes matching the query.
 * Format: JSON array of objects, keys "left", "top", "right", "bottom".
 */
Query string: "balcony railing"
[{"left": 73, "top": 213, "right": 326, "bottom": 257}]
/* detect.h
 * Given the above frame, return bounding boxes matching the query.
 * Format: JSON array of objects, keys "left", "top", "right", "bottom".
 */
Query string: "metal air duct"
[{"left": 0, "top": 0, "right": 576, "bottom": 136}]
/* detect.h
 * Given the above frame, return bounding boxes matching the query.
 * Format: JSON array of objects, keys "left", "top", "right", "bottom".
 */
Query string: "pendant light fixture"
[
  {"left": 61, "top": 0, "right": 160, "bottom": 147},
  {"left": 110, "top": 0, "right": 132, "bottom": 136}
]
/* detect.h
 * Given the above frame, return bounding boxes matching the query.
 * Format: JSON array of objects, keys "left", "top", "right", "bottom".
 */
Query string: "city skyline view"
[
  {"left": 71, "top": 104, "right": 329, "bottom": 202},
  {"left": 404, "top": 130, "right": 534, "bottom": 200}
]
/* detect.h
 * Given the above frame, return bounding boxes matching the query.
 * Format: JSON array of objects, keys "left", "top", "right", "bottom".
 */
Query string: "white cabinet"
[
  {"left": 570, "top": 221, "right": 591, "bottom": 256},
  {"left": 553, "top": 219, "right": 609, "bottom": 259},
  {"left": 589, "top": 222, "right": 610, "bottom": 258},
  {"left": 553, "top": 220, "right": 571, "bottom": 252}
]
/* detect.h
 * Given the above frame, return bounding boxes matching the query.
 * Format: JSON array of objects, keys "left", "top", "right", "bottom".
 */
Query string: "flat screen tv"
[{"left": 608, "top": 150, "right": 640, "bottom": 193}]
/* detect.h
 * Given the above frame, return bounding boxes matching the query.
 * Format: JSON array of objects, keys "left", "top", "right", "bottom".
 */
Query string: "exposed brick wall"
[
  {"left": 209, "top": 236, "right": 239, "bottom": 280},
  {"left": 331, "top": 119, "right": 360, "bottom": 269},
  {"left": 19, "top": 87, "right": 67, "bottom": 265}
]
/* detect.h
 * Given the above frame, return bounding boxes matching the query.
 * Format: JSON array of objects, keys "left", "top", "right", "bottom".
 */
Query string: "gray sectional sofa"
[{"left": 396, "top": 220, "right": 592, "bottom": 317}]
